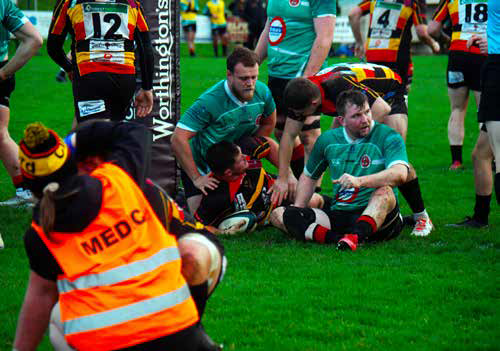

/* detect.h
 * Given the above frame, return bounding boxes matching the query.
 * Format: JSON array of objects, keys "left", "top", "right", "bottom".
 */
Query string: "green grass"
[{"left": 0, "top": 45, "right": 499, "bottom": 350}]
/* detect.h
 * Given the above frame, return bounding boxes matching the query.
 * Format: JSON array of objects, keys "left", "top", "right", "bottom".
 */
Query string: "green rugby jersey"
[
  {"left": 266, "top": 0, "right": 336, "bottom": 79},
  {"left": 178, "top": 79, "right": 276, "bottom": 174},
  {"left": 0, "top": 0, "right": 28, "bottom": 62},
  {"left": 305, "top": 122, "right": 408, "bottom": 211}
]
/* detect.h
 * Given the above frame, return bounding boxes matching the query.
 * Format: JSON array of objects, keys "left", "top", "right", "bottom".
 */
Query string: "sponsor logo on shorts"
[
  {"left": 289, "top": 0, "right": 300, "bottom": 7},
  {"left": 89, "top": 40, "right": 124, "bottom": 52},
  {"left": 360, "top": 155, "right": 371, "bottom": 168},
  {"left": 269, "top": 17, "right": 286, "bottom": 46},
  {"left": 78, "top": 100, "right": 106, "bottom": 117},
  {"left": 448, "top": 71, "right": 464, "bottom": 84}
]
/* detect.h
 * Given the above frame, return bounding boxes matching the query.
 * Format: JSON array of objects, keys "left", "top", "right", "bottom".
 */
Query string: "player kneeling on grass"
[
  {"left": 194, "top": 137, "right": 326, "bottom": 231},
  {"left": 271, "top": 90, "right": 409, "bottom": 251},
  {"left": 48, "top": 120, "right": 224, "bottom": 351}
]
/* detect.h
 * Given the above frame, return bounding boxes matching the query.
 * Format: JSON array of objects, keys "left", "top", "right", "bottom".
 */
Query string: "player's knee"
[
  {"left": 270, "top": 206, "right": 286, "bottom": 231},
  {"left": 405, "top": 164, "right": 416, "bottom": 183},
  {"left": 372, "top": 186, "right": 395, "bottom": 205},
  {"left": 282, "top": 206, "right": 316, "bottom": 241}
]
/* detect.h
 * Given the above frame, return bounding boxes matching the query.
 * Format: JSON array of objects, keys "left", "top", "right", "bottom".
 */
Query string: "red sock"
[{"left": 12, "top": 175, "right": 23, "bottom": 188}]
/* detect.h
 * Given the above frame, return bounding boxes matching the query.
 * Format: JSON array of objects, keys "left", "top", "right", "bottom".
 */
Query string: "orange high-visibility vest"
[{"left": 32, "top": 163, "right": 198, "bottom": 351}]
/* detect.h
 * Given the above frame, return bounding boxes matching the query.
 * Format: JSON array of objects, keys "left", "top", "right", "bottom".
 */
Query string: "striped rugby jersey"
[
  {"left": 432, "top": 0, "right": 488, "bottom": 54},
  {"left": 49, "top": 0, "right": 149, "bottom": 75}
]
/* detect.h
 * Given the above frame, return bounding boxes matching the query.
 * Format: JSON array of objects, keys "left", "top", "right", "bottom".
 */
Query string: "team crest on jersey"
[
  {"left": 335, "top": 187, "right": 359, "bottom": 203},
  {"left": 269, "top": 17, "right": 286, "bottom": 46},
  {"left": 360, "top": 154, "right": 371, "bottom": 168},
  {"left": 289, "top": 0, "right": 300, "bottom": 7}
]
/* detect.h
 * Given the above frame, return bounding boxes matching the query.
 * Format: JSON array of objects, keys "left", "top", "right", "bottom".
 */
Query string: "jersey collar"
[
  {"left": 343, "top": 120, "right": 375, "bottom": 144},
  {"left": 224, "top": 80, "right": 247, "bottom": 107}
]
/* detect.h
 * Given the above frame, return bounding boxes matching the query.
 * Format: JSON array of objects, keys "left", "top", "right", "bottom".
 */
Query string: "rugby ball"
[{"left": 218, "top": 210, "right": 258, "bottom": 234}]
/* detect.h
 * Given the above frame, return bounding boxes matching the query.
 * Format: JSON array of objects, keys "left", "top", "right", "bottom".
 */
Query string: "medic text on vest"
[{"left": 81, "top": 209, "right": 146, "bottom": 255}]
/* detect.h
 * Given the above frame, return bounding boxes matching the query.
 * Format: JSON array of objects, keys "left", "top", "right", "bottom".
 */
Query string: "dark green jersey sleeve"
[
  {"left": 311, "top": 0, "right": 337, "bottom": 17},
  {"left": 304, "top": 133, "right": 330, "bottom": 180}
]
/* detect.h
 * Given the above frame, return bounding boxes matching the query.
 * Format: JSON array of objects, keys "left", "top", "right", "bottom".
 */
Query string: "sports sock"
[
  {"left": 399, "top": 178, "right": 425, "bottom": 214},
  {"left": 304, "top": 224, "right": 342, "bottom": 244},
  {"left": 473, "top": 194, "right": 491, "bottom": 224},
  {"left": 450, "top": 145, "right": 462, "bottom": 163},
  {"left": 213, "top": 44, "right": 218, "bottom": 57},
  {"left": 290, "top": 144, "right": 305, "bottom": 179},
  {"left": 495, "top": 173, "right": 500, "bottom": 205},
  {"left": 189, "top": 282, "right": 209, "bottom": 318},
  {"left": 12, "top": 175, "right": 24, "bottom": 190},
  {"left": 351, "top": 215, "right": 377, "bottom": 242},
  {"left": 222, "top": 44, "right": 228, "bottom": 56}
]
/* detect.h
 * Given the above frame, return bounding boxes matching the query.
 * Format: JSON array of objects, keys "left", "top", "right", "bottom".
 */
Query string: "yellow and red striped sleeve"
[
  {"left": 358, "top": 0, "right": 371, "bottom": 16},
  {"left": 432, "top": 0, "right": 450, "bottom": 23},
  {"left": 50, "top": 0, "right": 70, "bottom": 35}
]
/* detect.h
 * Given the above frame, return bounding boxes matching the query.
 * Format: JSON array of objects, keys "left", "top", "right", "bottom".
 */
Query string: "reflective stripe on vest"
[
  {"left": 57, "top": 247, "right": 180, "bottom": 293},
  {"left": 63, "top": 283, "right": 191, "bottom": 335}
]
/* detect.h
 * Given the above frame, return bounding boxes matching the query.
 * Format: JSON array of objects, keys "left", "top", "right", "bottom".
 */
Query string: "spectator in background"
[
  {"left": 229, "top": 0, "right": 246, "bottom": 17},
  {"left": 428, "top": 0, "right": 488, "bottom": 170},
  {"left": 0, "top": 0, "right": 43, "bottom": 208},
  {"left": 203, "top": 0, "right": 230, "bottom": 57},
  {"left": 181, "top": 0, "right": 199, "bottom": 57},
  {"left": 241, "top": 0, "right": 266, "bottom": 50}
]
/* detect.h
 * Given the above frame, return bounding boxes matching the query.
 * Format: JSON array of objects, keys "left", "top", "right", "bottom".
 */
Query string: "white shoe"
[
  {"left": 411, "top": 215, "right": 433, "bottom": 237},
  {"left": 0, "top": 232, "right": 4, "bottom": 249},
  {"left": 0, "top": 188, "right": 34, "bottom": 207}
]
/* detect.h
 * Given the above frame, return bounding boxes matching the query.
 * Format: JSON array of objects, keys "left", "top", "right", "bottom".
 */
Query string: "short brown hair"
[
  {"left": 336, "top": 90, "right": 368, "bottom": 117},
  {"left": 283, "top": 78, "right": 321, "bottom": 110},
  {"left": 227, "top": 47, "right": 259, "bottom": 72}
]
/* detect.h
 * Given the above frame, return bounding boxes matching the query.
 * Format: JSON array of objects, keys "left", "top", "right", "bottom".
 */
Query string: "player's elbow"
[{"left": 427, "top": 21, "right": 440, "bottom": 39}]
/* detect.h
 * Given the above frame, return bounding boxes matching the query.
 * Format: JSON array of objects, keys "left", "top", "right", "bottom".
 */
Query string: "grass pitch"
[{"left": 0, "top": 45, "right": 498, "bottom": 350}]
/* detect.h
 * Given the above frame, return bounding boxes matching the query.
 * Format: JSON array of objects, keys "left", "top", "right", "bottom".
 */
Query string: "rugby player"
[
  {"left": 47, "top": 0, "right": 154, "bottom": 122},
  {"left": 0, "top": 1, "right": 42, "bottom": 207},
  {"left": 171, "top": 47, "right": 277, "bottom": 214},
  {"left": 349, "top": 0, "right": 440, "bottom": 96},
  {"left": 428, "top": 0, "right": 488, "bottom": 170},
  {"left": 195, "top": 138, "right": 325, "bottom": 229},
  {"left": 273, "top": 63, "right": 433, "bottom": 236},
  {"left": 181, "top": 0, "right": 199, "bottom": 57},
  {"left": 255, "top": 0, "right": 336, "bottom": 181},
  {"left": 449, "top": 1, "right": 500, "bottom": 228},
  {"left": 273, "top": 90, "right": 408, "bottom": 251},
  {"left": 203, "top": 0, "right": 229, "bottom": 57}
]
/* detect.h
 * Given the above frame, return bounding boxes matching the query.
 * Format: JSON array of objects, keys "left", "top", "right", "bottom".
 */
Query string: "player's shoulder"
[
  {"left": 371, "top": 122, "right": 404, "bottom": 141},
  {"left": 254, "top": 80, "right": 273, "bottom": 99},
  {"left": 318, "top": 128, "right": 343, "bottom": 145}
]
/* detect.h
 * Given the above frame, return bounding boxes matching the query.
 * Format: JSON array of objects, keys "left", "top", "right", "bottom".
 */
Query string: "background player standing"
[
  {"left": 203, "top": 0, "right": 229, "bottom": 57},
  {"left": 349, "top": 0, "right": 440, "bottom": 97},
  {"left": 181, "top": 0, "right": 199, "bottom": 57},
  {"left": 47, "top": 0, "right": 155, "bottom": 123},
  {"left": 428, "top": 0, "right": 488, "bottom": 170},
  {"left": 0, "top": 0, "right": 42, "bottom": 207},
  {"left": 255, "top": 0, "right": 336, "bottom": 197}
]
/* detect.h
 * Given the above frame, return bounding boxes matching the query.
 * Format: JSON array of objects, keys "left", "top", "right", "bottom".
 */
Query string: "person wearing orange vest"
[{"left": 13, "top": 122, "right": 220, "bottom": 351}]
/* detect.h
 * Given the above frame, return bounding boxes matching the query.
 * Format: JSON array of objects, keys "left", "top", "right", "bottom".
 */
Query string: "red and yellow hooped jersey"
[
  {"left": 432, "top": 0, "right": 487, "bottom": 54},
  {"left": 359, "top": 0, "right": 427, "bottom": 62},
  {"left": 50, "top": 0, "right": 149, "bottom": 75}
]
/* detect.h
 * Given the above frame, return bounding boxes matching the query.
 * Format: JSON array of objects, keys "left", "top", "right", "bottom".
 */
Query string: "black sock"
[
  {"left": 222, "top": 44, "right": 228, "bottom": 56},
  {"left": 213, "top": 45, "right": 218, "bottom": 57},
  {"left": 399, "top": 178, "right": 425, "bottom": 214},
  {"left": 450, "top": 145, "right": 462, "bottom": 163},
  {"left": 351, "top": 215, "right": 377, "bottom": 242},
  {"left": 495, "top": 173, "right": 500, "bottom": 205},
  {"left": 189, "top": 282, "right": 209, "bottom": 318},
  {"left": 473, "top": 194, "right": 491, "bottom": 224}
]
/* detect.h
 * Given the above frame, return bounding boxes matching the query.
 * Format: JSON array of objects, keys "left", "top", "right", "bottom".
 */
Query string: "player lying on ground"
[
  {"left": 271, "top": 90, "right": 408, "bottom": 251},
  {"left": 194, "top": 137, "right": 326, "bottom": 232},
  {"left": 272, "top": 62, "right": 433, "bottom": 237}
]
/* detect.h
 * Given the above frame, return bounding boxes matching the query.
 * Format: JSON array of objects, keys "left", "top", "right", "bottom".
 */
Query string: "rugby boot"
[
  {"left": 449, "top": 161, "right": 464, "bottom": 170},
  {"left": 411, "top": 215, "right": 433, "bottom": 236},
  {"left": 55, "top": 70, "right": 67, "bottom": 83},
  {"left": 446, "top": 216, "right": 488, "bottom": 229},
  {"left": 402, "top": 215, "right": 416, "bottom": 227},
  {"left": 337, "top": 234, "right": 358, "bottom": 251},
  {"left": 0, "top": 188, "right": 35, "bottom": 208}
]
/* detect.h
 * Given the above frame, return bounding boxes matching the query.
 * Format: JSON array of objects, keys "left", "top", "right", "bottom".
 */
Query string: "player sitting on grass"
[
  {"left": 271, "top": 90, "right": 408, "bottom": 251},
  {"left": 195, "top": 137, "right": 326, "bottom": 230}
]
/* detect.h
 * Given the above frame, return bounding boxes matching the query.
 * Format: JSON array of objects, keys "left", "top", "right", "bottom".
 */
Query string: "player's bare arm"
[
  {"left": 254, "top": 18, "right": 271, "bottom": 62},
  {"left": 171, "top": 127, "right": 219, "bottom": 195},
  {"left": 333, "top": 164, "right": 408, "bottom": 190},
  {"left": 255, "top": 109, "right": 276, "bottom": 137},
  {"left": 270, "top": 118, "right": 303, "bottom": 205},
  {"left": 303, "top": 16, "right": 335, "bottom": 77},
  {"left": 134, "top": 89, "right": 154, "bottom": 118},
  {"left": 0, "top": 22, "right": 42, "bottom": 80},
  {"left": 348, "top": 6, "right": 366, "bottom": 59},
  {"left": 416, "top": 24, "right": 440, "bottom": 54},
  {"left": 370, "top": 97, "right": 392, "bottom": 121}
]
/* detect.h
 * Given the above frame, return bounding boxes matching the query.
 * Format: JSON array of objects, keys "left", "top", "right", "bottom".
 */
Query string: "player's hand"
[
  {"left": 332, "top": 173, "right": 361, "bottom": 190},
  {"left": 194, "top": 175, "right": 219, "bottom": 195},
  {"left": 354, "top": 42, "right": 366, "bottom": 59},
  {"left": 134, "top": 89, "right": 154, "bottom": 118},
  {"left": 67, "top": 71, "right": 74, "bottom": 82},
  {"left": 467, "top": 35, "right": 488, "bottom": 54},
  {"left": 269, "top": 175, "right": 297, "bottom": 206},
  {"left": 431, "top": 40, "right": 440, "bottom": 54}
]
